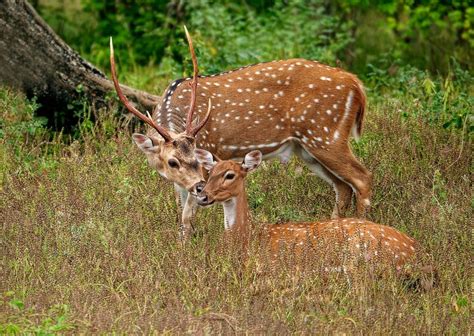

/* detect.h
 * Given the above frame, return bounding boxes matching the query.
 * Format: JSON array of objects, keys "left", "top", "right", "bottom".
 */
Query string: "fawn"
[{"left": 194, "top": 149, "right": 435, "bottom": 288}]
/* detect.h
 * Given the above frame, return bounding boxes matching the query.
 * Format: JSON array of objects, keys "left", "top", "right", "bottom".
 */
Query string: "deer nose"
[
  {"left": 197, "top": 194, "right": 208, "bottom": 205},
  {"left": 192, "top": 181, "right": 206, "bottom": 194}
]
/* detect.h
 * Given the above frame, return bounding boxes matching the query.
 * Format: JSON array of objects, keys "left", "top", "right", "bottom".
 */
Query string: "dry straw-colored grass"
[{"left": 0, "top": 88, "right": 472, "bottom": 333}]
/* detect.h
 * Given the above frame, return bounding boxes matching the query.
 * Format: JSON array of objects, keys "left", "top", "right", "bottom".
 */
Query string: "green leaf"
[
  {"left": 8, "top": 298, "right": 24, "bottom": 311},
  {"left": 457, "top": 296, "right": 468, "bottom": 308}
]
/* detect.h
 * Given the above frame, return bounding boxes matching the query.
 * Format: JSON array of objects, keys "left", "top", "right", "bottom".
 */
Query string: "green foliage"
[
  {"left": 65, "top": 0, "right": 352, "bottom": 76},
  {"left": 179, "top": 0, "right": 352, "bottom": 74},
  {"left": 82, "top": 0, "right": 177, "bottom": 67},
  {"left": 331, "top": 0, "right": 474, "bottom": 72},
  {"left": 0, "top": 90, "right": 46, "bottom": 143},
  {"left": 37, "top": 0, "right": 473, "bottom": 75},
  {"left": 388, "top": 0, "right": 474, "bottom": 72},
  {"left": 364, "top": 59, "right": 473, "bottom": 134},
  {"left": 37, "top": 1, "right": 97, "bottom": 57},
  {"left": 0, "top": 88, "right": 57, "bottom": 180},
  {"left": 0, "top": 87, "right": 127, "bottom": 180},
  {"left": 1, "top": 292, "right": 74, "bottom": 334}
]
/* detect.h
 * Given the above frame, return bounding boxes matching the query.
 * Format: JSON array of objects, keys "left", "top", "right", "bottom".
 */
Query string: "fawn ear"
[
  {"left": 242, "top": 150, "right": 262, "bottom": 172},
  {"left": 194, "top": 149, "right": 216, "bottom": 171}
]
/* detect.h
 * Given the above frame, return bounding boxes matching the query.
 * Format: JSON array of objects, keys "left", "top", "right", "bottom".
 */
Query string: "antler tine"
[
  {"left": 190, "top": 98, "right": 212, "bottom": 137},
  {"left": 184, "top": 26, "right": 200, "bottom": 135},
  {"left": 109, "top": 37, "right": 172, "bottom": 142}
]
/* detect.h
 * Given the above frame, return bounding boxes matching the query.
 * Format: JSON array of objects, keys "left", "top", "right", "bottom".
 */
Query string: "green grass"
[{"left": 0, "top": 84, "right": 472, "bottom": 333}]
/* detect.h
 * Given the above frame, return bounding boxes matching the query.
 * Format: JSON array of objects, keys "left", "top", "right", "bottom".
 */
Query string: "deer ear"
[
  {"left": 242, "top": 150, "right": 262, "bottom": 172},
  {"left": 132, "top": 133, "right": 159, "bottom": 153},
  {"left": 194, "top": 149, "right": 216, "bottom": 171}
]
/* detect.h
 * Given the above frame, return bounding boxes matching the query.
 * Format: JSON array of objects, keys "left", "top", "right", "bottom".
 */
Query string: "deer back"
[
  {"left": 156, "top": 59, "right": 366, "bottom": 160},
  {"left": 264, "top": 218, "right": 418, "bottom": 271}
]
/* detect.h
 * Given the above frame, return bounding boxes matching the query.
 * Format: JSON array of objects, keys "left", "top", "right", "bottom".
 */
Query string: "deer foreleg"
[
  {"left": 174, "top": 184, "right": 197, "bottom": 240},
  {"left": 174, "top": 183, "right": 188, "bottom": 209},
  {"left": 180, "top": 193, "right": 197, "bottom": 240}
]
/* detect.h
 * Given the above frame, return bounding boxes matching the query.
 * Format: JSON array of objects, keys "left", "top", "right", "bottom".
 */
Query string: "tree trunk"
[{"left": 0, "top": 0, "right": 161, "bottom": 129}]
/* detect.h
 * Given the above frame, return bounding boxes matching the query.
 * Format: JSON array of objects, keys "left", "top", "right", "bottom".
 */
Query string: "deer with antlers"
[
  {"left": 194, "top": 149, "right": 435, "bottom": 288},
  {"left": 110, "top": 29, "right": 211, "bottom": 238},
  {"left": 110, "top": 28, "right": 372, "bottom": 238}
]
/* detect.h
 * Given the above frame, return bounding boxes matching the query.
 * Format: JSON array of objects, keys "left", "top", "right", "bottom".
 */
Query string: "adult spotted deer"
[
  {"left": 194, "top": 149, "right": 434, "bottom": 285},
  {"left": 111, "top": 28, "right": 371, "bottom": 237}
]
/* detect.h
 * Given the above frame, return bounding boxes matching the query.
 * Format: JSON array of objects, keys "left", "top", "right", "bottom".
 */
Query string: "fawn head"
[
  {"left": 110, "top": 27, "right": 211, "bottom": 193},
  {"left": 194, "top": 149, "right": 262, "bottom": 206}
]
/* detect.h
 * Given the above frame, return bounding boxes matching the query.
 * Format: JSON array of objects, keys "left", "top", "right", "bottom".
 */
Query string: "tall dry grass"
[{"left": 0, "top": 87, "right": 472, "bottom": 333}]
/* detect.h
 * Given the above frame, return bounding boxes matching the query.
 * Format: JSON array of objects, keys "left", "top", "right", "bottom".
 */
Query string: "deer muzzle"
[
  {"left": 196, "top": 191, "right": 214, "bottom": 207},
  {"left": 190, "top": 181, "right": 206, "bottom": 195}
]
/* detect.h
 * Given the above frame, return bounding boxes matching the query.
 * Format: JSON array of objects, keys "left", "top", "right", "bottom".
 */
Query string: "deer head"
[
  {"left": 110, "top": 27, "right": 211, "bottom": 193},
  {"left": 194, "top": 149, "right": 262, "bottom": 206}
]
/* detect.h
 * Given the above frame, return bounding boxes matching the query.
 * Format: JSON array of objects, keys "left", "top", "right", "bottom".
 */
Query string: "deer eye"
[
  {"left": 168, "top": 159, "right": 180, "bottom": 169},
  {"left": 224, "top": 172, "right": 235, "bottom": 180}
]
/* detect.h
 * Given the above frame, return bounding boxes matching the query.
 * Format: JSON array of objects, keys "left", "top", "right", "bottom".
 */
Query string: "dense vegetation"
[
  {"left": 39, "top": 0, "right": 474, "bottom": 74},
  {"left": 1, "top": 0, "right": 472, "bottom": 333}
]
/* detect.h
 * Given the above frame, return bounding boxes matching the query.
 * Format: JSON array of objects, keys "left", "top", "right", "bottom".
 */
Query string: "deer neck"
[{"left": 223, "top": 187, "right": 249, "bottom": 234}]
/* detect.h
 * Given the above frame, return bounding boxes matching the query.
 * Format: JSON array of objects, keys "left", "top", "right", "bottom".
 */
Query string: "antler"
[
  {"left": 110, "top": 37, "right": 172, "bottom": 142},
  {"left": 190, "top": 98, "right": 212, "bottom": 137},
  {"left": 183, "top": 26, "right": 212, "bottom": 137}
]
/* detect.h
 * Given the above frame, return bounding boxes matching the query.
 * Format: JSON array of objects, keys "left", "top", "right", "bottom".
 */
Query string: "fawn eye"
[
  {"left": 168, "top": 159, "right": 180, "bottom": 169},
  {"left": 224, "top": 172, "right": 235, "bottom": 180}
]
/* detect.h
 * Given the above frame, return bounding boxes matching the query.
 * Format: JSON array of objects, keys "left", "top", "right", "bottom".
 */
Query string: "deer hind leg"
[
  {"left": 303, "top": 145, "right": 372, "bottom": 218},
  {"left": 296, "top": 147, "right": 353, "bottom": 218}
]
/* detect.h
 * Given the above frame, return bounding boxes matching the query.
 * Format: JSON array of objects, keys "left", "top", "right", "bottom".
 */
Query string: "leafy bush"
[
  {"left": 364, "top": 59, "right": 473, "bottom": 134},
  {"left": 0, "top": 88, "right": 50, "bottom": 164},
  {"left": 179, "top": 0, "right": 353, "bottom": 74},
  {"left": 0, "top": 88, "right": 58, "bottom": 180},
  {"left": 333, "top": 0, "right": 474, "bottom": 73},
  {"left": 382, "top": 0, "right": 474, "bottom": 71},
  {"left": 0, "top": 90, "right": 46, "bottom": 143},
  {"left": 64, "top": 0, "right": 352, "bottom": 75},
  {"left": 38, "top": 0, "right": 473, "bottom": 75}
]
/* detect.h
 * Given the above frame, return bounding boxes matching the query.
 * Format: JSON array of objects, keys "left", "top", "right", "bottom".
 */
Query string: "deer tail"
[{"left": 351, "top": 80, "right": 367, "bottom": 141}]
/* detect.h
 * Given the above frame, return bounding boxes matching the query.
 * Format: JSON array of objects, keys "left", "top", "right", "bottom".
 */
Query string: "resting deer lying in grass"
[
  {"left": 110, "top": 28, "right": 372, "bottom": 238},
  {"left": 194, "top": 149, "right": 435, "bottom": 288}
]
